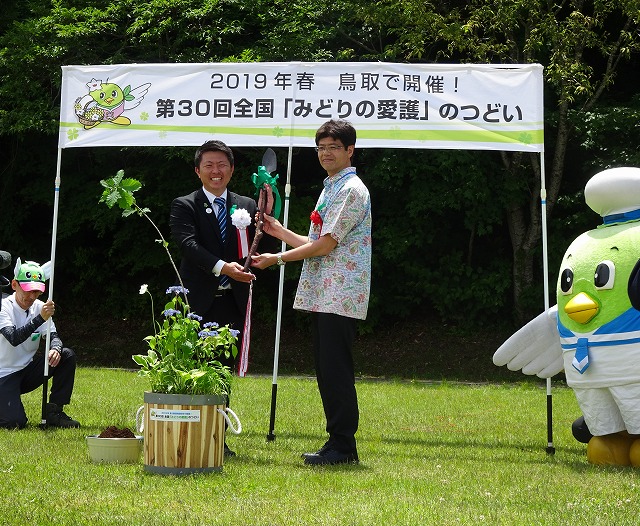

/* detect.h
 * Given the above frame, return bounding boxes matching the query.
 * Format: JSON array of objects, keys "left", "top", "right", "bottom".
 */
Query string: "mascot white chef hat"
[{"left": 585, "top": 167, "right": 640, "bottom": 224}]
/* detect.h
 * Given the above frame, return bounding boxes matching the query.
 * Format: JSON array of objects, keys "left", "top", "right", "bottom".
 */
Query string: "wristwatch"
[{"left": 276, "top": 253, "right": 286, "bottom": 266}]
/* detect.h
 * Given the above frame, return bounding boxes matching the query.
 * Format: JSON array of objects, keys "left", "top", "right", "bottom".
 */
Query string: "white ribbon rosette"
[{"left": 231, "top": 208, "right": 252, "bottom": 258}]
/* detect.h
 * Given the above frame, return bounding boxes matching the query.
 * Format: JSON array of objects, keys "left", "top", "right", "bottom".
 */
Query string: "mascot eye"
[
  {"left": 594, "top": 260, "right": 615, "bottom": 290},
  {"left": 560, "top": 267, "right": 573, "bottom": 295}
]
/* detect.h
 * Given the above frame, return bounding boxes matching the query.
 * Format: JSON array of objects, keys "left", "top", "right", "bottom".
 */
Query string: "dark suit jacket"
[{"left": 170, "top": 188, "right": 259, "bottom": 317}]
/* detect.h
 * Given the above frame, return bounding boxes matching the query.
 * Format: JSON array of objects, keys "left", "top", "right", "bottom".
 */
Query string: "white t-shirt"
[{"left": 0, "top": 293, "right": 57, "bottom": 378}]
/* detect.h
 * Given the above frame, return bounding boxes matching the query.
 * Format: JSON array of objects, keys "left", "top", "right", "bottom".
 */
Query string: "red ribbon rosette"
[
  {"left": 310, "top": 210, "right": 323, "bottom": 226},
  {"left": 310, "top": 208, "right": 324, "bottom": 235}
]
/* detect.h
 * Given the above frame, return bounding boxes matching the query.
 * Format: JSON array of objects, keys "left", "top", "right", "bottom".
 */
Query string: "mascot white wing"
[
  {"left": 493, "top": 305, "right": 564, "bottom": 378},
  {"left": 124, "top": 83, "right": 151, "bottom": 110}
]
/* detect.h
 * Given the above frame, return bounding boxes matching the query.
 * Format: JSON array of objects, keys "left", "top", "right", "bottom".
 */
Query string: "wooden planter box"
[{"left": 143, "top": 392, "right": 226, "bottom": 475}]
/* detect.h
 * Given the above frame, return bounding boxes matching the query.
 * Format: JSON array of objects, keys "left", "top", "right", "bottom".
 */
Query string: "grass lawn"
[{"left": 0, "top": 368, "right": 637, "bottom": 525}]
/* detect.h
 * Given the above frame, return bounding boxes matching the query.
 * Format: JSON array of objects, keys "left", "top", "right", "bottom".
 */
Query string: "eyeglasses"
[{"left": 315, "top": 145, "right": 345, "bottom": 153}]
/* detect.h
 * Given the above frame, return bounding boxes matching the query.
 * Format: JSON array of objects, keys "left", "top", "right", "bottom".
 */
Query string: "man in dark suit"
[
  {"left": 170, "top": 140, "right": 257, "bottom": 346},
  {"left": 170, "top": 140, "right": 258, "bottom": 457}
]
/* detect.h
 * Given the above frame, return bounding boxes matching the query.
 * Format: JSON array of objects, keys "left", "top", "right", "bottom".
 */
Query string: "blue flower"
[
  {"left": 230, "top": 329, "right": 240, "bottom": 338},
  {"left": 163, "top": 308, "right": 181, "bottom": 317},
  {"left": 198, "top": 330, "right": 219, "bottom": 338},
  {"left": 166, "top": 285, "right": 189, "bottom": 295},
  {"left": 203, "top": 322, "right": 219, "bottom": 329},
  {"left": 187, "top": 313, "right": 203, "bottom": 321}
]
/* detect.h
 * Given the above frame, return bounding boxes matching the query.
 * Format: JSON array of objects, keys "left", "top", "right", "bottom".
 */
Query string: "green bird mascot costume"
[{"left": 494, "top": 167, "right": 640, "bottom": 466}]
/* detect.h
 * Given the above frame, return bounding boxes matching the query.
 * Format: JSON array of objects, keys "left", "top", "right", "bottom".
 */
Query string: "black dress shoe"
[
  {"left": 224, "top": 443, "right": 236, "bottom": 457},
  {"left": 303, "top": 448, "right": 359, "bottom": 466},
  {"left": 301, "top": 442, "right": 331, "bottom": 460}
]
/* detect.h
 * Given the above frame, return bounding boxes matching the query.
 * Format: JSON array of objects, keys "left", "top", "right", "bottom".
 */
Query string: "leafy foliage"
[
  {"left": 360, "top": 147, "right": 515, "bottom": 324},
  {"left": 99, "top": 170, "right": 145, "bottom": 216},
  {"left": 574, "top": 94, "right": 640, "bottom": 170},
  {"left": 133, "top": 287, "right": 236, "bottom": 395},
  {"left": 98, "top": 169, "right": 185, "bottom": 293}
]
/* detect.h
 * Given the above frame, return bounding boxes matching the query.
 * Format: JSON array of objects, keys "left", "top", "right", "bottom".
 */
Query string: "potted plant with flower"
[
  {"left": 135, "top": 284, "right": 238, "bottom": 397},
  {"left": 99, "top": 170, "right": 241, "bottom": 474}
]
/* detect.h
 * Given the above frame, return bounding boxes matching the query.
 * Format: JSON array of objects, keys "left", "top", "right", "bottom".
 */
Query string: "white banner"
[{"left": 59, "top": 62, "right": 543, "bottom": 151}]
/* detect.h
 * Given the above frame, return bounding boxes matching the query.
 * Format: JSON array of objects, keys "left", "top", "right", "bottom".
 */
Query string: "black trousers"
[
  {"left": 0, "top": 347, "right": 77, "bottom": 428},
  {"left": 200, "top": 291, "right": 245, "bottom": 416},
  {"left": 311, "top": 312, "right": 359, "bottom": 453},
  {"left": 200, "top": 291, "right": 245, "bottom": 372}
]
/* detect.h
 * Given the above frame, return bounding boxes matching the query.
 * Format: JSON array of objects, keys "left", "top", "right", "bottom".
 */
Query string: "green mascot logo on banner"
[{"left": 494, "top": 167, "right": 640, "bottom": 466}]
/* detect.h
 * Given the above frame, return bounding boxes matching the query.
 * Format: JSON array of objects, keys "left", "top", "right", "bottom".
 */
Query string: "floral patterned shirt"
[{"left": 294, "top": 167, "right": 372, "bottom": 320}]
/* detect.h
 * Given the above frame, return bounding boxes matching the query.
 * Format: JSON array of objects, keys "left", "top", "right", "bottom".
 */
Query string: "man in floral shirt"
[{"left": 252, "top": 119, "right": 371, "bottom": 465}]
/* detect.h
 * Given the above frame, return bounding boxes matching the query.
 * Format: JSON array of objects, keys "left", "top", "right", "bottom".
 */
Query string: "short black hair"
[
  {"left": 194, "top": 140, "right": 234, "bottom": 168},
  {"left": 315, "top": 119, "right": 356, "bottom": 147}
]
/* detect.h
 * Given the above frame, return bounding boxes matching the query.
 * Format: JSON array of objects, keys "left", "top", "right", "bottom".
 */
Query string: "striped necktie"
[
  {"left": 214, "top": 197, "right": 230, "bottom": 288},
  {"left": 214, "top": 197, "right": 227, "bottom": 241}
]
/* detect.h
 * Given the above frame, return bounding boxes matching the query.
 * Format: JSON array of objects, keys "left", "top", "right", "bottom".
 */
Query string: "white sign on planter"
[{"left": 149, "top": 408, "right": 201, "bottom": 422}]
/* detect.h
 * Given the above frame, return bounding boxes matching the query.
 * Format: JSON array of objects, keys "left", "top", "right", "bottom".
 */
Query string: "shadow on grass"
[
  {"left": 232, "top": 429, "right": 370, "bottom": 470},
  {"left": 230, "top": 454, "right": 369, "bottom": 472},
  {"left": 238, "top": 427, "right": 598, "bottom": 471}
]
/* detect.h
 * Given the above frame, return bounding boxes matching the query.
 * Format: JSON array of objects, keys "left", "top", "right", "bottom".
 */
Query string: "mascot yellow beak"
[{"left": 565, "top": 292, "right": 599, "bottom": 324}]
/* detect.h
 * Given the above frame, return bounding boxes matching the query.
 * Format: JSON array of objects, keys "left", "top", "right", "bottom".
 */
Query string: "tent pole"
[
  {"left": 267, "top": 144, "right": 292, "bottom": 441},
  {"left": 267, "top": 63, "right": 300, "bottom": 440},
  {"left": 539, "top": 151, "right": 555, "bottom": 454},
  {"left": 40, "top": 148, "right": 62, "bottom": 428}
]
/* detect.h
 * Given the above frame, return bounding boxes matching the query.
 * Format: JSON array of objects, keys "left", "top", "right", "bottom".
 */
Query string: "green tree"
[
  {"left": 1, "top": 0, "right": 639, "bottom": 340},
  {"left": 347, "top": 0, "right": 640, "bottom": 321},
  {"left": 575, "top": 94, "right": 640, "bottom": 171}
]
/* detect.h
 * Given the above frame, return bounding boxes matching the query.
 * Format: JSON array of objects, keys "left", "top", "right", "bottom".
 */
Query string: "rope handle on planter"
[
  {"left": 135, "top": 404, "right": 241, "bottom": 435},
  {"left": 218, "top": 407, "right": 242, "bottom": 435},
  {"left": 136, "top": 405, "right": 145, "bottom": 433}
]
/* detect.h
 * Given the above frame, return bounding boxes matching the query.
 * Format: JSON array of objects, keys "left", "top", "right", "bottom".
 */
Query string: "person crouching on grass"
[{"left": 0, "top": 260, "right": 80, "bottom": 429}]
